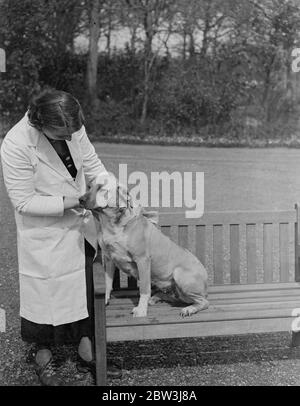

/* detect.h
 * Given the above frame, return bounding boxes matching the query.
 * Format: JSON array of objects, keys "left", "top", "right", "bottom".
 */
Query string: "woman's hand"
[{"left": 63, "top": 196, "right": 81, "bottom": 210}]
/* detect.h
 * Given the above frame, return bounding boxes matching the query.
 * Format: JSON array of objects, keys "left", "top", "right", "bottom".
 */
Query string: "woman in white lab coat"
[{"left": 0, "top": 89, "right": 120, "bottom": 385}]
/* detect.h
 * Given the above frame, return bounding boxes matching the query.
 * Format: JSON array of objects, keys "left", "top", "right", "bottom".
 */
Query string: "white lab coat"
[{"left": 0, "top": 113, "right": 107, "bottom": 326}]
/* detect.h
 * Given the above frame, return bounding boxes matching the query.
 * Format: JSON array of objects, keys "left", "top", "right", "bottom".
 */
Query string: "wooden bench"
[{"left": 93, "top": 205, "right": 300, "bottom": 385}]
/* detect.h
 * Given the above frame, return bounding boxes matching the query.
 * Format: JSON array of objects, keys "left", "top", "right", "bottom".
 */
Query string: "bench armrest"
[{"left": 93, "top": 253, "right": 106, "bottom": 297}]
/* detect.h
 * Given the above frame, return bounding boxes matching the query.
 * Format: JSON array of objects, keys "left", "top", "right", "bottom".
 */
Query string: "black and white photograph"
[{"left": 1, "top": 0, "right": 300, "bottom": 390}]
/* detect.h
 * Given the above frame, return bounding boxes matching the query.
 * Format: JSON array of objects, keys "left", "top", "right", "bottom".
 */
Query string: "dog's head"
[{"left": 80, "top": 173, "right": 133, "bottom": 221}]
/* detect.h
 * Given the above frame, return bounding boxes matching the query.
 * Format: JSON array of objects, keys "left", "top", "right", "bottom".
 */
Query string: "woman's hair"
[{"left": 27, "top": 89, "right": 85, "bottom": 132}]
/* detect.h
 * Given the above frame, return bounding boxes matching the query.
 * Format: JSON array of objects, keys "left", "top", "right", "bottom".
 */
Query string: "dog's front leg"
[
  {"left": 131, "top": 257, "right": 151, "bottom": 317},
  {"left": 105, "top": 260, "right": 115, "bottom": 305}
]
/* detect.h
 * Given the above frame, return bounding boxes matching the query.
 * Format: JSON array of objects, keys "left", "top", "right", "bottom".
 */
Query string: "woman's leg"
[
  {"left": 35, "top": 345, "right": 52, "bottom": 366},
  {"left": 78, "top": 336, "right": 93, "bottom": 362},
  {"left": 77, "top": 241, "right": 122, "bottom": 379},
  {"left": 34, "top": 344, "right": 61, "bottom": 386},
  {"left": 78, "top": 240, "right": 95, "bottom": 362}
]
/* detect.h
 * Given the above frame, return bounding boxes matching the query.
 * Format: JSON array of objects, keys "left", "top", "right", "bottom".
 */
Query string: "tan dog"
[{"left": 81, "top": 175, "right": 209, "bottom": 318}]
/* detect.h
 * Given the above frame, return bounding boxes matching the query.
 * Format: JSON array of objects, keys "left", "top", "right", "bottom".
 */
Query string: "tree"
[
  {"left": 123, "top": 0, "right": 176, "bottom": 124},
  {"left": 174, "top": 0, "right": 243, "bottom": 60},
  {"left": 86, "top": 0, "right": 103, "bottom": 112},
  {"left": 43, "top": 0, "right": 86, "bottom": 53},
  {"left": 0, "top": 0, "right": 87, "bottom": 116}
]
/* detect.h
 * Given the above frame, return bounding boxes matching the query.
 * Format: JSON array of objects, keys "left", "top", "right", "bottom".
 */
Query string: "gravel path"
[
  {"left": 111, "top": 359, "right": 300, "bottom": 386},
  {"left": 1, "top": 331, "right": 300, "bottom": 386}
]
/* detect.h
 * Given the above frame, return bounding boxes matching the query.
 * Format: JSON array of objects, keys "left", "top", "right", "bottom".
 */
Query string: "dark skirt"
[{"left": 21, "top": 240, "right": 96, "bottom": 347}]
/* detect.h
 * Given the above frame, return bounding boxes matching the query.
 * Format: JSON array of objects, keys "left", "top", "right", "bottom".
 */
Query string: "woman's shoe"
[
  {"left": 76, "top": 356, "right": 122, "bottom": 379},
  {"left": 35, "top": 357, "right": 62, "bottom": 386}
]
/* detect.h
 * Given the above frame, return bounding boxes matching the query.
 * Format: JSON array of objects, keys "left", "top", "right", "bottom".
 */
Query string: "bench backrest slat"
[
  {"left": 213, "top": 225, "right": 224, "bottom": 284},
  {"left": 178, "top": 225, "right": 189, "bottom": 250},
  {"left": 107, "top": 209, "right": 298, "bottom": 289},
  {"left": 280, "top": 223, "right": 290, "bottom": 283},
  {"left": 230, "top": 225, "right": 240, "bottom": 284},
  {"left": 246, "top": 224, "right": 257, "bottom": 284},
  {"left": 170, "top": 225, "right": 179, "bottom": 245},
  {"left": 196, "top": 225, "right": 206, "bottom": 266},
  {"left": 263, "top": 223, "right": 273, "bottom": 283}
]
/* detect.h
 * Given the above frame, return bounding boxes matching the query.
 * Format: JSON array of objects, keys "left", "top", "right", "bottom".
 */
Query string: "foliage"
[
  {"left": 1, "top": 0, "right": 300, "bottom": 144},
  {"left": 0, "top": 0, "right": 85, "bottom": 116}
]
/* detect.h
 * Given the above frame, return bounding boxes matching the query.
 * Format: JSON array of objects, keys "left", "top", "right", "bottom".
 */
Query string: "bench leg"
[{"left": 94, "top": 294, "right": 107, "bottom": 386}]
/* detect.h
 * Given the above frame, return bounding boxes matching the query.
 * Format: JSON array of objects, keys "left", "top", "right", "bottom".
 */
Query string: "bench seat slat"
[
  {"left": 107, "top": 285, "right": 300, "bottom": 300},
  {"left": 106, "top": 299, "right": 300, "bottom": 316},
  {"left": 105, "top": 305, "right": 298, "bottom": 326},
  {"left": 106, "top": 317, "right": 293, "bottom": 342},
  {"left": 109, "top": 294, "right": 300, "bottom": 309},
  {"left": 209, "top": 282, "right": 300, "bottom": 292},
  {"left": 99, "top": 283, "right": 300, "bottom": 297}
]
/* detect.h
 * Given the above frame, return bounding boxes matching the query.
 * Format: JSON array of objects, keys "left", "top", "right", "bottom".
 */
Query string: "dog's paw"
[
  {"left": 131, "top": 306, "right": 147, "bottom": 317},
  {"left": 180, "top": 306, "right": 197, "bottom": 318},
  {"left": 148, "top": 296, "right": 161, "bottom": 306}
]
